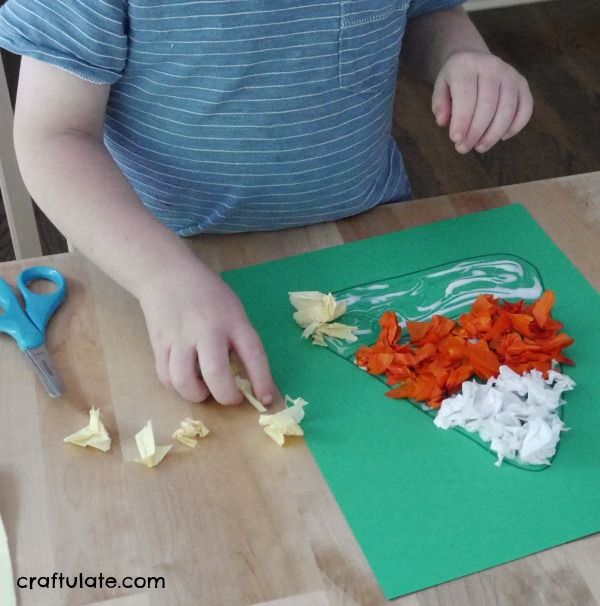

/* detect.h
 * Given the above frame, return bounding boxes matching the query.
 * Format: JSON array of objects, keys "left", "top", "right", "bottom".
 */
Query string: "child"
[{"left": 0, "top": 0, "right": 532, "bottom": 406}]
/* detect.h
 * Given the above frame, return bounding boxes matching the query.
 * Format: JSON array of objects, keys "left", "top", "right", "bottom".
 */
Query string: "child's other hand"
[
  {"left": 139, "top": 264, "right": 276, "bottom": 406},
  {"left": 431, "top": 51, "right": 533, "bottom": 154}
]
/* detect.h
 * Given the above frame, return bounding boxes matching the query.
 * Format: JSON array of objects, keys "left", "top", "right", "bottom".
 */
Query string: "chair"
[{"left": 0, "top": 57, "right": 42, "bottom": 259}]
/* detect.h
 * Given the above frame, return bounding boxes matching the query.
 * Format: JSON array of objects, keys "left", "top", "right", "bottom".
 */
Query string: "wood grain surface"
[{"left": 0, "top": 172, "right": 599, "bottom": 606}]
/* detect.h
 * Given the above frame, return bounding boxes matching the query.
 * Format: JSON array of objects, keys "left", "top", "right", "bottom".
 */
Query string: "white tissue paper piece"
[{"left": 434, "top": 365, "right": 575, "bottom": 466}]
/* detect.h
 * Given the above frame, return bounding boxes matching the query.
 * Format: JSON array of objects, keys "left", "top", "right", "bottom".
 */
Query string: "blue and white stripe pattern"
[{"left": 0, "top": 0, "right": 465, "bottom": 235}]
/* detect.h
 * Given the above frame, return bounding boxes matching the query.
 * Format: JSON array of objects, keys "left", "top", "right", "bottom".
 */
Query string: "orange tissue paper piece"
[{"left": 355, "top": 291, "right": 574, "bottom": 409}]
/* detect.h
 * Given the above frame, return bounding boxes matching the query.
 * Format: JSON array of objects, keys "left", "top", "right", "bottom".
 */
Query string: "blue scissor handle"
[
  {"left": 0, "top": 278, "right": 42, "bottom": 349},
  {"left": 18, "top": 266, "right": 67, "bottom": 336}
]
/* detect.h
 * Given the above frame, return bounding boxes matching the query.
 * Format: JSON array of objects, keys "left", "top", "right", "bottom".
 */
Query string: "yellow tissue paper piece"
[
  {"left": 289, "top": 291, "right": 357, "bottom": 346},
  {"left": 305, "top": 322, "right": 359, "bottom": 347},
  {"left": 234, "top": 374, "right": 267, "bottom": 412},
  {"left": 259, "top": 395, "right": 308, "bottom": 446},
  {"left": 289, "top": 291, "right": 346, "bottom": 325},
  {"left": 134, "top": 420, "right": 172, "bottom": 468},
  {"left": 0, "top": 512, "right": 16, "bottom": 606},
  {"left": 172, "top": 417, "right": 210, "bottom": 448},
  {"left": 63, "top": 407, "right": 111, "bottom": 452}
]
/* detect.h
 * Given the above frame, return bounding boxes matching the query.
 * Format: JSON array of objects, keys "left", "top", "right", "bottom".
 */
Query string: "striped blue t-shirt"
[{"left": 0, "top": 0, "right": 465, "bottom": 235}]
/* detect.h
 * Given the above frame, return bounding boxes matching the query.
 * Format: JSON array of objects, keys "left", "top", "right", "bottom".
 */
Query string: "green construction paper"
[{"left": 222, "top": 204, "right": 600, "bottom": 599}]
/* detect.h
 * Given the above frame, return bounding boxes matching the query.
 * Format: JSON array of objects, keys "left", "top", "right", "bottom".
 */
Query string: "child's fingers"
[
  {"left": 234, "top": 324, "right": 275, "bottom": 406},
  {"left": 473, "top": 85, "right": 518, "bottom": 153},
  {"left": 448, "top": 73, "right": 478, "bottom": 146},
  {"left": 150, "top": 336, "right": 171, "bottom": 388},
  {"left": 197, "top": 335, "right": 244, "bottom": 405},
  {"left": 168, "top": 346, "right": 210, "bottom": 402},
  {"left": 153, "top": 347, "right": 171, "bottom": 387},
  {"left": 501, "top": 84, "right": 534, "bottom": 141},
  {"left": 456, "top": 76, "right": 500, "bottom": 154},
  {"left": 431, "top": 78, "right": 451, "bottom": 126}
]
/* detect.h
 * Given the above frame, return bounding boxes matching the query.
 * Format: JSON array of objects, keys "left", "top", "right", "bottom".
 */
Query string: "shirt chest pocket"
[{"left": 338, "top": 0, "right": 409, "bottom": 91}]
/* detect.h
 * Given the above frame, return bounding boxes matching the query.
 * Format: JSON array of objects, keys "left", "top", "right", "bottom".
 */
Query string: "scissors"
[{"left": 0, "top": 266, "right": 67, "bottom": 397}]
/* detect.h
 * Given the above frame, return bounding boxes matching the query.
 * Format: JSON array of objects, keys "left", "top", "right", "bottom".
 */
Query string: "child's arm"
[
  {"left": 401, "top": 7, "right": 533, "bottom": 154},
  {"left": 14, "top": 57, "right": 275, "bottom": 407}
]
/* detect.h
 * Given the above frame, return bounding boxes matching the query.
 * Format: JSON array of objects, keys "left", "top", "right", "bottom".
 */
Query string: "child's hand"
[
  {"left": 138, "top": 264, "right": 276, "bottom": 405},
  {"left": 431, "top": 51, "right": 533, "bottom": 154}
]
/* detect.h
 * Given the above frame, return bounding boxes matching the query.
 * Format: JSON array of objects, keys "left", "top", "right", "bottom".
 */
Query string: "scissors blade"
[{"left": 24, "top": 346, "right": 64, "bottom": 398}]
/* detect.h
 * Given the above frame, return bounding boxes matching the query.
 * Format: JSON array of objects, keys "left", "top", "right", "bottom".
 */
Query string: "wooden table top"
[{"left": 1, "top": 171, "right": 599, "bottom": 606}]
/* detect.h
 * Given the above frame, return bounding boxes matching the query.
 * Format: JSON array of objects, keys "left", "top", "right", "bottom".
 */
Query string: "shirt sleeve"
[
  {"left": 407, "top": 0, "right": 468, "bottom": 20},
  {"left": 0, "top": 0, "right": 128, "bottom": 84}
]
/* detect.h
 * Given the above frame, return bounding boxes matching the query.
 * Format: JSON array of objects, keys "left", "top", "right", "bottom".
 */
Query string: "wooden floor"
[
  {"left": 1, "top": 0, "right": 598, "bottom": 262},
  {"left": 394, "top": 0, "right": 600, "bottom": 198}
]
